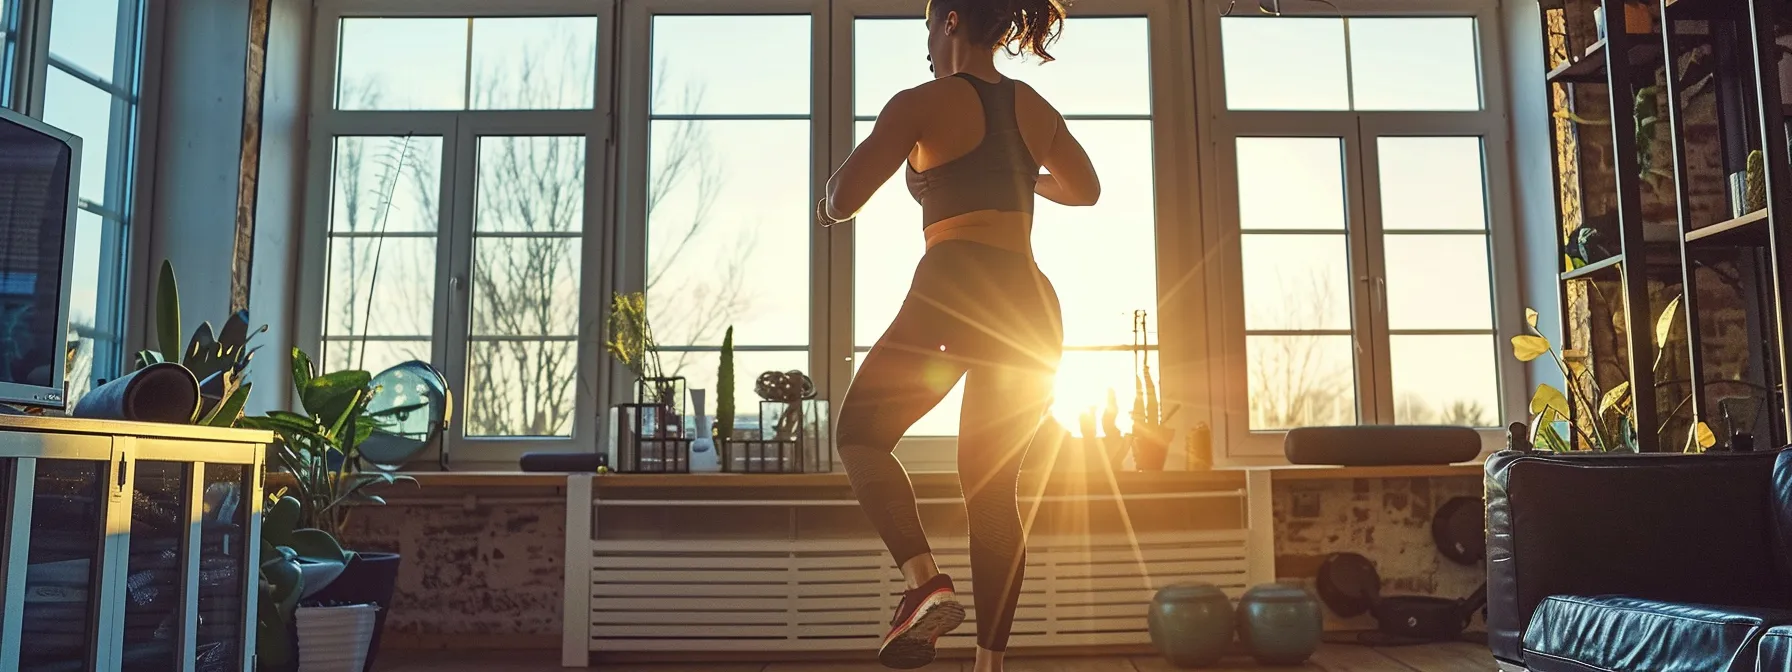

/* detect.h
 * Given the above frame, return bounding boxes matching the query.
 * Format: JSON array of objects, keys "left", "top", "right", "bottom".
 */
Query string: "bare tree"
[
  {"left": 1248, "top": 270, "right": 1352, "bottom": 429},
  {"left": 642, "top": 65, "right": 756, "bottom": 378}
]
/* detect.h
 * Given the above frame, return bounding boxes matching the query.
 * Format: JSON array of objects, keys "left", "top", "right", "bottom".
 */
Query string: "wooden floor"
[{"left": 375, "top": 643, "right": 1494, "bottom": 671}]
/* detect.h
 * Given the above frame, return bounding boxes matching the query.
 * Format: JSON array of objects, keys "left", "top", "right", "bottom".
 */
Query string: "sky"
[{"left": 27, "top": 7, "right": 1503, "bottom": 439}]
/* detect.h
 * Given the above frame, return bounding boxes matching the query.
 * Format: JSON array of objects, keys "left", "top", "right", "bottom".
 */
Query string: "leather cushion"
[
  {"left": 1761, "top": 625, "right": 1792, "bottom": 672},
  {"left": 1523, "top": 595, "right": 1792, "bottom": 672}
]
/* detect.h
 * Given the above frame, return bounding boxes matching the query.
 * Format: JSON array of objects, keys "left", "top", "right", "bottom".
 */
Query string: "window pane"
[
  {"left": 1247, "top": 335, "right": 1357, "bottom": 429},
  {"left": 1390, "top": 335, "right": 1498, "bottom": 426},
  {"left": 323, "top": 237, "right": 435, "bottom": 337},
  {"left": 330, "top": 136, "right": 442, "bottom": 234},
  {"left": 1236, "top": 137, "right": 1346, "bottom": 231},
  {"left": 322, "top": 339, "right": 430, "bottom": 379},
  {"left": 41, "top": 69, "right": 111, "bottom": 205},
  {"left": 1220, "top": 17, "right": 1348, "bottom": 111},
  {"left": 475, "top": 136, "right": 584, "bottom": 233},
  {"left": 470, "top": 17, "right": 598, "bottom": 110},
  {"left": 337, "top": 18, "right": 468, "bottom": 110},
  {"left": 651, "top": 16, "right": 811, "bottom": 116},
  {"left": 49, "top": 0, "right": 120, "bottom": 82},
  {"left": 66, "top": 212, "right": 108, "bottom": 402},
  {"left": 851, "top": 121, "right": 926, "bottom": 347},
  {"left": 853, "top": 17, "right": 1151, "bottom": 117},
  {"left": 996, "top": 18, "right": 1152, "bottom": 116},
  {"left": 1384, "top": 234, "right": 1493, "bottom": 331},
  {"left": 465, "top": 340, "right": 576, "bottom": 437},
  {"left": 853, "top": 19, "right": 927, "bottom": 118},
  {"left": 1379, "top": 137, "right": 1488, "bottom": 231},
  {"left": 669, "top": 350, "right": 811, "bottom": 438},
  {"left": 67, "top": 211, "right": 103, "bottom": 344},
  {"left": 1349, "top": 18, "right": 1481, "bottom": 111},
  {"left": 645, "top": 120, "right": 810, "bottom": 348},
  {"left": 472, "top": 238, "right": 580, "bottom": 337},
  {"left": 1241, "top": 235, "right": 1353, "bottom": 331},
  {"left": 1035, "top": 120, "right": 1158, "bottom": 346}
]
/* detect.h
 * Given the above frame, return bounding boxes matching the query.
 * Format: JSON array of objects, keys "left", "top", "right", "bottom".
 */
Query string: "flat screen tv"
[{"left": 0, "top": 107, "right": 79, "bottom": 410}]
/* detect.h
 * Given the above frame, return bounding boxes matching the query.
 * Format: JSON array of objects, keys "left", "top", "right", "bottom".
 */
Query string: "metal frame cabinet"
[{"left": 0, "top": 416, "right": 268, "bottom": 672}]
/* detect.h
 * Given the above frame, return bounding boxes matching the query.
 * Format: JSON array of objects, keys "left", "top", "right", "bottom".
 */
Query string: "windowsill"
[{"left": 283, "top": 461, "right": 1486, "bottom": 492}]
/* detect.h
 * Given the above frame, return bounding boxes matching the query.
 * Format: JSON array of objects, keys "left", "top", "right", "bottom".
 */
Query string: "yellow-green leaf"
[
  {"left": 1512, "top": 335, "right": 1551, "bottom": 362},
  {"left": 1655, "top": 295, "right": 1682, "bottom": 349},
  {"left": 1598, "top": 381, "right": 1631, "bottom": 417},
  {"left": 1692, "top": 421, "right": 1716, "bottom": 450},
  {"left": 1525, "top": 308, "right": 1539, "bottom": 329},
  {"left": 1530, "top": 384, "right": 1570, "bottom": 418}
]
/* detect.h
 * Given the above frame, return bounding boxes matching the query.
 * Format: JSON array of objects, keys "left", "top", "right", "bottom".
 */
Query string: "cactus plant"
[{"left": 715, "top": 326, "right": 735, "bottom": 442}]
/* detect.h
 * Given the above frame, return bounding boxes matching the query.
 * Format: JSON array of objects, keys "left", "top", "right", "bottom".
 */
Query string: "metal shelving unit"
[
  {"left": 1658, "top": 0, "right": 1792, "bottom": 445},
  {"left": 1544, "top": 0, "right": 1792, "bottom": 450}
]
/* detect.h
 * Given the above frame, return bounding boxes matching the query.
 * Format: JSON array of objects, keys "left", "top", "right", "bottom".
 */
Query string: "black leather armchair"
[{"left": 1485, "top": 448, "right": 1792, "bottom": 671}]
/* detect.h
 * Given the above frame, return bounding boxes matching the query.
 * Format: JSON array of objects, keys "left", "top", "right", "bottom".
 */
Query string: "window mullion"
[{"left": 1352, "top": 116, "right": 1397, "bottom": 425}]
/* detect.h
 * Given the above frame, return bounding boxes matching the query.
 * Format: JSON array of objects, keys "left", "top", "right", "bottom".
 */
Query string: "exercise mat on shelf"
[{"left": 71, "top": 363, "right": 201, "bottom": 424}]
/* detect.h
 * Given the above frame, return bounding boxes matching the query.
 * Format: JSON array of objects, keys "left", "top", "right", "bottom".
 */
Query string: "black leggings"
[{"left": 837, "top": 241, "right": 1062, "bottom": 652}]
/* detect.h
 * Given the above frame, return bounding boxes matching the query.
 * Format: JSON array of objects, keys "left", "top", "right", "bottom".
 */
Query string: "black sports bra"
[{"left": 904, "top": 74, "right": 1040, "bottom": 228}]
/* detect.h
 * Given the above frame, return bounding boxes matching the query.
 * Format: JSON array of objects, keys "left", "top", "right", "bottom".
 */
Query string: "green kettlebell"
[
  {"left": 1147, "top": 583, "right": 1236, "bottom": 668},
  {"left": 1237, "top": 583, "right": 1323, "bottom": 665}
]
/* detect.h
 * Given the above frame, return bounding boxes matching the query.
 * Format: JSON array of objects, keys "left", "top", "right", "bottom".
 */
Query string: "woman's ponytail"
[
  {"left": 929, "top": 0, "right": 1067, "bottom": 62},
  {"left": 1003, "top": 0, "right": 1066, "bottom": 62}
]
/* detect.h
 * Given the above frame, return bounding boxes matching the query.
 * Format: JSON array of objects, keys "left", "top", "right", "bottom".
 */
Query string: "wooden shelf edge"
[
  {"left": 1561, "top": 253, "right": 1624, "bottom": 280},
  {"left": 1686, "top": 208, "right": 1768, "bottom": 244}
]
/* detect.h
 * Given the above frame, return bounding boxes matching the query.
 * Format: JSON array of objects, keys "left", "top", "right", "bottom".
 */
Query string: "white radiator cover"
[{"left": 586, "top": 531, "right": 1251, "bottom": 651}]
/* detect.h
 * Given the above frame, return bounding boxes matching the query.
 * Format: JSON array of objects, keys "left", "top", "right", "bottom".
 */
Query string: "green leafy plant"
[
  {"left": 240, "top": 348, "right": 415, "bottom": 539},
  {"left": 715, "top": 326, "right": 735, "bottom": 442},
  {"left": 605, "top": 291, "right": 663, "bottom": 383},
  {"left": 135, "top": 259, "right": 265, "bottom": 426},
  {"left": 256, "top": 495, "right": 350, "bottom": 669},
  {"left": 1512, "top": 303, "right": 1715, "bottom": 452}
]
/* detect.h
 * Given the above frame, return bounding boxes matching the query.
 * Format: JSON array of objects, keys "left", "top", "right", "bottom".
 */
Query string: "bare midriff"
[{"left": 922, "top": 210, "right": 1033, "bottom": 257}]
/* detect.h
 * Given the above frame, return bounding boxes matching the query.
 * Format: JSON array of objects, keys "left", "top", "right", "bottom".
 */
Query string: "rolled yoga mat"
[{"left": 71, "top": 363, "right": 201, "bottom": 424}]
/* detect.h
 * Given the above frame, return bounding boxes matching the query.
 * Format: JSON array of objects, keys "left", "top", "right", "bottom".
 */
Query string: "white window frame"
[
  {"left": 299, "top": 0, "right": 617, "bottom": 469},
  {"left": 827, "top": 0, "right": 1205, "bottom": 471},
  {"left": 1194, "top": 0, "right": 1525, "bottom": 463}
]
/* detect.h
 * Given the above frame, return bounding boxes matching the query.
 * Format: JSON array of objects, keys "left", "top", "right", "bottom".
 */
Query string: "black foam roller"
[{"left": 71, "top": 363, "right": 201, "bottom": 424}]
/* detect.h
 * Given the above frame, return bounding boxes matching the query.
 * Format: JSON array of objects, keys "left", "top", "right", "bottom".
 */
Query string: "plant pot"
[
  {"left": 1132, "top": 434, "right": 1170, "bottom": 471},
  {"left": 304, "top": 552, "right": 401, "bottom": 672},
  {"left": 295, "top": 604, "right": 379, "bottom": 672}
]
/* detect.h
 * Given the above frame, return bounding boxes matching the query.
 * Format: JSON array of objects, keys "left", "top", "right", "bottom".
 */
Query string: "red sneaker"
[{"left": 878, "top": 574, "right": 965, "bottom": 669}]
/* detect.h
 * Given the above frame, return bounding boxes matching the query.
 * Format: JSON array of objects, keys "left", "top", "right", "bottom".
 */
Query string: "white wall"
[
  {"left": 246, "top": 0, "right": 312, "bottom": 413},
  {"left": 137, "top": 0, "right": 311, "bottom": 413},
  {"left": 141, "top": 0, "right": 249, "bottom": 356},
  {"left": 1502, "top": 0, "right": 1566, "bottom": 399}
]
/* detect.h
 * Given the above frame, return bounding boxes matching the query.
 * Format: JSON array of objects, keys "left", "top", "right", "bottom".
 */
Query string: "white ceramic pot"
[{"left": 295, "top": 604, "right": 379, "bottom": 672}]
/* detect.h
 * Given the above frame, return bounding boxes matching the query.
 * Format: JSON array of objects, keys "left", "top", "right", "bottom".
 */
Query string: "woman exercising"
[{"left": 817, "top": 0, "right": 1098, "bottom": 669}]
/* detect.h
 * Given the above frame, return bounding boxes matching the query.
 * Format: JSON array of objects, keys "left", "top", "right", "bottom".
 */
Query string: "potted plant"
[
  {"left": 257, "top": 495, "right": 351, "bottom": 671},
  {"left": 606, "top": 291, "right": 684, "bottom": 430},
  {"left": 1511, "top": 303, "right": 1717, "bottom": 452},
  {"left": 241, "top": 348, "right": 415, "bottom": 671}
]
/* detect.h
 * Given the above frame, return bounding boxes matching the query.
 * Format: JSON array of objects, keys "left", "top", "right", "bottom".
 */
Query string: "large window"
[
  {"left": 849, "top": 15, "right": 1160, "bottom": 439},
  {"left": 306, "top": 0, "right": 1519, "bottom": 467},
  {"left": 306, "top": 11, "right": 606, "bottom": 462},
  {"left": 26, "top": 0, "right": 148, "bottom": 401},
  {"left": 1211, "top": 10, "right": 1517, "bottom": 455}
]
